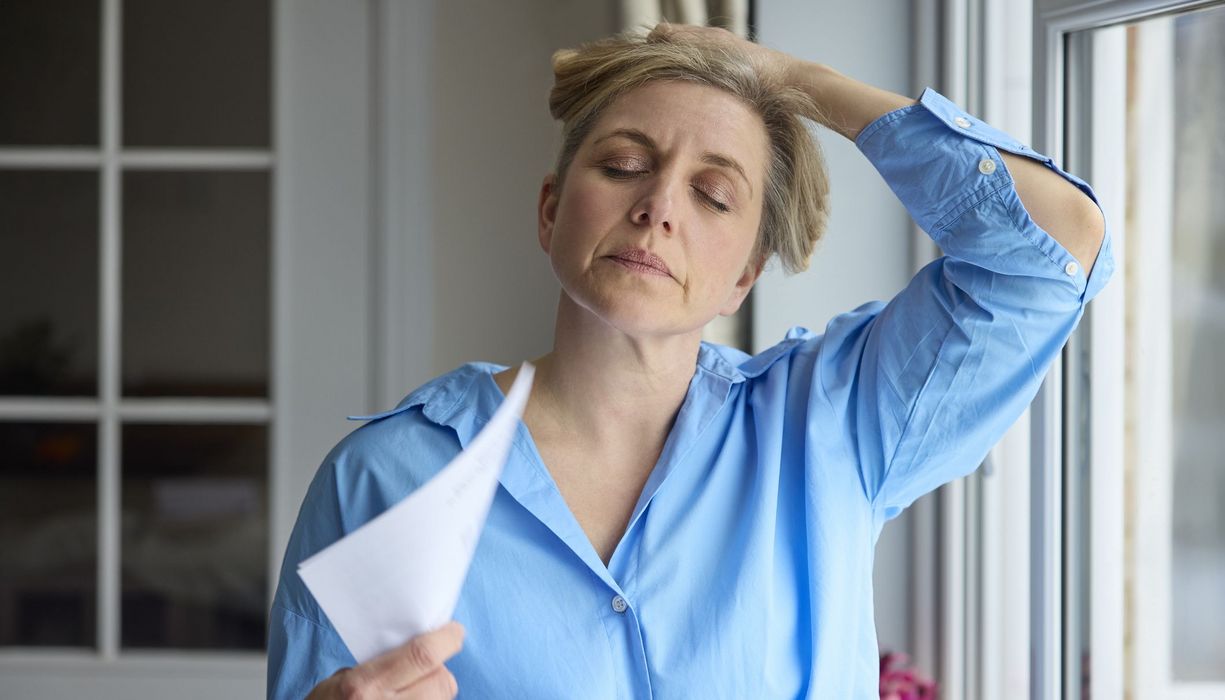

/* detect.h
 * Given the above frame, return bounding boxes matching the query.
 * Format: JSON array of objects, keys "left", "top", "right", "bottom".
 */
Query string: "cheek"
[
  {"left": 698, "top": 224, "right": 757, "bottom": 284},
  {"left": 552, "top": 185, "right": 619, "bottom": 257}
]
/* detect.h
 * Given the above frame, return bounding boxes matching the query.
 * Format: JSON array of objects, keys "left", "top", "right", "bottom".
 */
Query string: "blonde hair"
[{"left": 548, "top": 30, "right": 830, "bottom": 274}]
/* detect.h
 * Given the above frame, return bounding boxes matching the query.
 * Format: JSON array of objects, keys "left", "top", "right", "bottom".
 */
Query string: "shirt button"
[
  {"left": 1065, "top": 261, "right": 1079, "bottom": 276},
  {"left": 954, "top": 116, "right": 972, "bottom": 128},
  {"left": 611, "top": 595, "right": 628, "bottom": 614},
  {"left": 978, "top": 158, "right": 997, "bottom": 175}
]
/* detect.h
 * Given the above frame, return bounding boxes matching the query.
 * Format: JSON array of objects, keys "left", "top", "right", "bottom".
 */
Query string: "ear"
[
  {"left": 718, "top": 254, "right": 766, "bottom": 316},
  {"left": 538, "top": 173, "right": 559, "bottom": 254}
]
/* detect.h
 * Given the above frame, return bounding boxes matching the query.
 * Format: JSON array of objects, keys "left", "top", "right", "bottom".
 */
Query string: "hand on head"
[{"left": 644, "top": 22, "right": 800, "bottom": 87}]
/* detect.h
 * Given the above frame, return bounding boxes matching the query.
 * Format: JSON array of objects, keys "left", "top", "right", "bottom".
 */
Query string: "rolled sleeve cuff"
[{"left": 856, "top": 87, "right": 1115, "bottom": 305}]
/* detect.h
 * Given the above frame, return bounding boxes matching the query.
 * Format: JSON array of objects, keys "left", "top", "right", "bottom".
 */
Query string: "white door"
[{"left": 0, "top": 1, "right": 375, "bottom": 697}]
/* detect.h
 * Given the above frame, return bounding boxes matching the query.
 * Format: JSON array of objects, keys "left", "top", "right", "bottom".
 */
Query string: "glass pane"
[
  {"left": 0, "top": 0, "right": 100, "bottom": 146},
  {"left": 1169, "top": 6, "right": 1225, "bottom": 682},
  {"left": 0, "top": 170, "right": 99, "bottom": 396},
  {"left": 0, "top": 422, "right": 97, "bottom": 647},
  {"left": 122, "top": 0, "right": 270, "bottom": 148},
  {"left": 121, "top": 171, "right": 269, "bottom": 397},
  {"left": 120, "top": 423, "right": 266, "bottom": 649},
  {"left": 1080, "top": 6, "right": 1225, "bottom": 686}
]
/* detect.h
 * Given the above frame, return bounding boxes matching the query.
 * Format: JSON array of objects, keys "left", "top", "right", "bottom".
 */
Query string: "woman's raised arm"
[
  {"left": 649, "top": 23, "right": 1106, "bottom": 273},
  {"left": 647, "top": 22, "right": 1115, "bottom": 519}
]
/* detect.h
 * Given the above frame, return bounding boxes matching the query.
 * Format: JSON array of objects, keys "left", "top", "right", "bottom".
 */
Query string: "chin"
[{"left": 567, "top": 284, "right": 710, "bottom": 339}]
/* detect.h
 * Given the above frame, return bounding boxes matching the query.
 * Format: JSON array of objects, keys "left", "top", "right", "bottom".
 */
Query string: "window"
[
  {"left": 0, "top": 1, "right": 377, "bottom": 696},
  {"left": 1039, "top": 0, "right": 1225, "bottom": 697},
  {"left": 0, "top": 0, "right": 273, "bottom": 656}
]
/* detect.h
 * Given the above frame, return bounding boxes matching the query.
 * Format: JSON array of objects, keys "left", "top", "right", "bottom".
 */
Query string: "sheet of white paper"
[{"left": 297, "top": 363, "right": 534, "bottom": 663}]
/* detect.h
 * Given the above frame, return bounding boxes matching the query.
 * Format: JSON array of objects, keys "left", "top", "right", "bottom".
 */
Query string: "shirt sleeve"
[
  {"left": 828, "top": 87, "right": 1115, "bottom": 523},
  {"left": 266, "top": 460, "right": 356, "bottom": 699},
  {"left": 265, "top": 409, "right": 458, "bottom": 698}
]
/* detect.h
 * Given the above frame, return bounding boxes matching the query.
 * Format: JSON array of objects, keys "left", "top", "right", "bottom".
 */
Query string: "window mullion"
[
  {"left": 98, "top": 0, "right": 122, "bottom": 662},
  {"left": 0, "top": 150, "right": 102, "bottom": 168},
  {"left": 1085, "top": 24, "right": 1127, "bottom": 699},
  {"left": 1030, "top": 369, "right": 1064, "bottom": 700}
]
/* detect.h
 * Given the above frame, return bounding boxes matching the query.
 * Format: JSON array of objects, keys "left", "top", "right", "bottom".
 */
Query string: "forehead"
[{"left": 586, "top": 81, "right": 769, "bottom": 166}]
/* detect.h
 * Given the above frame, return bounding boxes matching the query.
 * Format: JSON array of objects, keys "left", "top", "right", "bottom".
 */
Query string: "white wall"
[
  {"left": 752, "top": 1, "right": 915, "bottom": 347},
  {"left": 385, "top": 0, "right": 617, "bottom": 400},
  {"left": 754, "top": 0, "right": 918, "bottom": 656}
]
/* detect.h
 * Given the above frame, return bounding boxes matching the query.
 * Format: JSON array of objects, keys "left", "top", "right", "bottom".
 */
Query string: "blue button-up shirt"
[{"left": 268, "top": 88, "right": 1114, "bottom": 699}]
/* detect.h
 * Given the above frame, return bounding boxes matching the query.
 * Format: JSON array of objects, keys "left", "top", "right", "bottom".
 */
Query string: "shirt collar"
[
  {"left": 347, "top": 332, "right": 810, "bottom": 442},
  {"left": 344, "top": 341, "right": 800, "bottom": 582}
]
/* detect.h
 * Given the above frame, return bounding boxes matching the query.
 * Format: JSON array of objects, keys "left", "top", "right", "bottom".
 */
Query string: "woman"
[{"left": 269, "top": 24, "right": 1111, "bottom": 699}]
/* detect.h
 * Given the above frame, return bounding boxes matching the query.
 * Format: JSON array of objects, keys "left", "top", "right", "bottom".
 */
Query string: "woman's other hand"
[
  {"left": 305, "top": 622, "right": 464, "bottom": 699},
  {"left": 651, "top": 21, "right": 915, "bottom": 140},
  {"left": 645, "top": 22, "right": 801, "bottom": 89}
]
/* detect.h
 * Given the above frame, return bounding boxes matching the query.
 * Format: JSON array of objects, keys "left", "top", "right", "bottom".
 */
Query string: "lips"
[{"left": 607, "top": 248, "right": 672, "bottom": 277}]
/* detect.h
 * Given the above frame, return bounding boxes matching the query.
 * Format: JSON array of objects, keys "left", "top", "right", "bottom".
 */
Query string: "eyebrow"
[{"left": 593, "top": 128, "right": 754, "bottom": 198}]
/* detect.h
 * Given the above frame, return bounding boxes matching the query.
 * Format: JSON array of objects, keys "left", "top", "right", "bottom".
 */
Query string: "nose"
[{"left": 629, "top": 180, "right": 674, "bottom": 233}]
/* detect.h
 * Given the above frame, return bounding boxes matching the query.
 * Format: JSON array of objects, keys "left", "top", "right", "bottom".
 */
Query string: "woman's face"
[{"left": 538, "top": 80, "right": 770, "bottom": 339}]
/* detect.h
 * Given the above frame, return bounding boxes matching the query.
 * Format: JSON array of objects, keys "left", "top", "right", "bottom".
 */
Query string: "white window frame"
[
  {"left": 979, "top": 7, "right": 1039, "bottom": 700},
  {"left": 936, "top": 2, "right": 1186, "bottom": 697},
  {"left": 910, "top": 3, "right": 1037, "bottom": 698},
  {"left": 1034, "top": 1, "right": 1225, "bottom": 698},
  {"left": 0, "top": 1, "right": 376, "bottom": 696}
]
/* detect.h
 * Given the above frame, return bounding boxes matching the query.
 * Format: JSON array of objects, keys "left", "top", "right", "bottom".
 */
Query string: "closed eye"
[
  {"left": 693, "top": 186, "right": 731, "bottom": 213},
  {"left": 602, "top": 166, "right": 647, "bottom": 180},
  {"left": 601, "top": 163, "right": 732, "bottom": 213}
]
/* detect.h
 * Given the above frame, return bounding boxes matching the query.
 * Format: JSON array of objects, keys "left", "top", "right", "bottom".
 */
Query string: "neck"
[{"left": 514, "top": 292, "right": 702, "bottom": 445}]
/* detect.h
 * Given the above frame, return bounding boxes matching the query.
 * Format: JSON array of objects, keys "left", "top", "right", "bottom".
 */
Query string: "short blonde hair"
[{"left": 548, "top": 29, "right": 829, "bottom": 274}]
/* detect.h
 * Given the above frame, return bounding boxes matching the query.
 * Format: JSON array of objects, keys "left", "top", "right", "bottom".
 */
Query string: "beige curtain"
[
  {"left": 618, "top": 0, "right": 754, "bottom": 350},
  {"left": 619, "top": 0, "right": 748, "bottom": 35}
]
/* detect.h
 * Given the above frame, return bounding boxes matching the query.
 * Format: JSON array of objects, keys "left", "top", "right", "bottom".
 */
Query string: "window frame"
[
  {"left": 916, "top": 3, "right": 1038, "bottom": 698},
  {"left": 0, "top": 0, "right": 377, "bottom": 695},
  {"left": 1034, "top": 1, "right": 1225, "bottom": 698}
]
